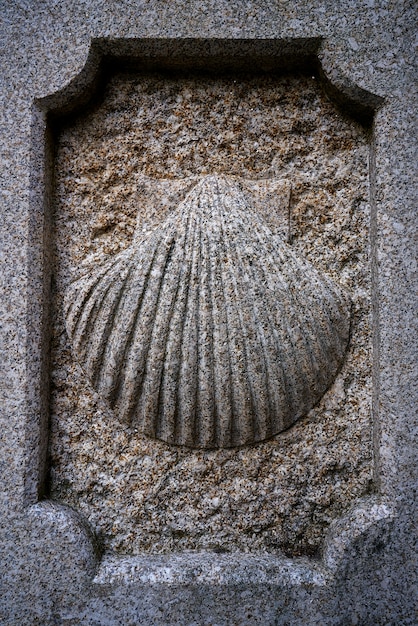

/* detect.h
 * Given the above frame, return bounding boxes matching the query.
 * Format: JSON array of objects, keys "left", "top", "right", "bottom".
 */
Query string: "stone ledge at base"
[{"left": 0, "top": 498, "right": 398, "bottom": 625}]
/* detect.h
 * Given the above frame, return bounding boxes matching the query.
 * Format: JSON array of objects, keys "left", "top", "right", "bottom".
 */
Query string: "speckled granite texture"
[
  {"left": 51, "top": 72, "right": 371, "bottom": 557},
  {"left": 0, "top": 2, "right": 416, "bottom": 625}
]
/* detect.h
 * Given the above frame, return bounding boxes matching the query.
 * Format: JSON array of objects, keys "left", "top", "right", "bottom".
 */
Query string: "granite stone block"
[{"left": 0, "top": 1, "right": 416, "bottom": 624}]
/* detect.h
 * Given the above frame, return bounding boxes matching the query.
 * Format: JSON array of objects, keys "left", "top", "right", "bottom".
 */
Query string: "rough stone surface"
[
  {"left": 0, "top": 1, "right": 416, "bottom": 625},
  {"left": 51, "top": 73, "right": 370, "bottom": 557}
]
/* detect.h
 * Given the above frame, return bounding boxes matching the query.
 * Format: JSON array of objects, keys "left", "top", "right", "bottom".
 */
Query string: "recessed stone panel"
[{"left": 50, "top": 72, "right": 372, "bottom": 557}]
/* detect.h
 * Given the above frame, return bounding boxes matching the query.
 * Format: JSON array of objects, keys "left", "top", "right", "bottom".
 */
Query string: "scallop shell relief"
[{"left": 65, "top": 174, "right": 351, "bottom": 449}]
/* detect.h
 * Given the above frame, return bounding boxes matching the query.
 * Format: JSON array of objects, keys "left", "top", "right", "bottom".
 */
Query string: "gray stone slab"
[{"left": 0, "top": 2, "right": 416, "bottom": 624}]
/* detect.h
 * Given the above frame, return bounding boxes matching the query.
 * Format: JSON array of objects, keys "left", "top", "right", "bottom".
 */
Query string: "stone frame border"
[
  {"left": 29, "top": 34, "right": 391, "bottom": 570},
  {"left": 4, "top": 33, "right": 415, "bottom": 623}
]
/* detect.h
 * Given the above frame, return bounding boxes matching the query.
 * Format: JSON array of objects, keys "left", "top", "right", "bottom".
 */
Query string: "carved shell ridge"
[{"left": 65, "top": 174, "right": 351, "bottom": 449}]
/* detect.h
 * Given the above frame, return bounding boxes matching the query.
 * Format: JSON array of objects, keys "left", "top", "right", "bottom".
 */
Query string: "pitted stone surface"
[{"left": 51, "top": 73, "right": 372, "bottom": 556}]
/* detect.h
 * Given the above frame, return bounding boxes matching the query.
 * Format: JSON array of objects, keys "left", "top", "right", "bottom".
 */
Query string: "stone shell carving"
[{"left": 65, "top": 174, "right": 351, "bottom": 449}]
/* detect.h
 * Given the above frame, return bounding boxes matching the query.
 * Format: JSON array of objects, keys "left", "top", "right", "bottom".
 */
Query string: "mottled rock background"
[{"left": 50, "top": 72, "right": 372, "bottom": 556}]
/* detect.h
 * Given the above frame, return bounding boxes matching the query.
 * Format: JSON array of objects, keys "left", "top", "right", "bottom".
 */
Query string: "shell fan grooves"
[{"left": 65, "top": 174, "right": 351, "bottom": 449}]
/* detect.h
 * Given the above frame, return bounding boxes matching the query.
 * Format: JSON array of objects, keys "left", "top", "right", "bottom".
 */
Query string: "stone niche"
[{"left": 49, "top": 67, "right": 373, "bottom": 558}]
